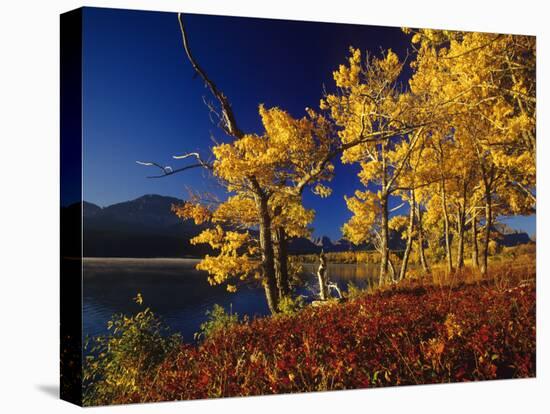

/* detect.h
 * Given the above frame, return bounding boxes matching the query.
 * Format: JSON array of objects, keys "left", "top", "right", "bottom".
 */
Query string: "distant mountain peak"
[
  {"left": 82, "top": 201, "right": 102, "bottom": 218},
  {"left": 134, "top": 194, "right": 180, "bottom": 202},
  {"left": 82, "top": 194, "right": 188, "bottom": 230},
  {"left": 313, "top": 236, "right": 334, "bottom": 249}
]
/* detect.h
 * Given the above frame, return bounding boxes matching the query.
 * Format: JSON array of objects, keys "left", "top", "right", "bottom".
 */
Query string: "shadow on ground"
[{"left": 36, "top": 384, "right": 59, "bottom": 399}]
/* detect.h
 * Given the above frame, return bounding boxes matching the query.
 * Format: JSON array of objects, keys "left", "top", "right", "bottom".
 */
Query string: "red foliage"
[{"left": 120, "top": 283, "right": 536, "bottom": 403}]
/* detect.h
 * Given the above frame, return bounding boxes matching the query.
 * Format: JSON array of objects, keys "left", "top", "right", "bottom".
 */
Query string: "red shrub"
[{"left": 113, "top": 283, "right": 536, "bottom": 404}]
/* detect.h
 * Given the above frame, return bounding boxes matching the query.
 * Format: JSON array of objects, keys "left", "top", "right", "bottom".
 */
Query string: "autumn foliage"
[
  {"left": 84, "top": 279, "right": 534, "bottom": 406},
  {"left": 136, "top": 16, "right": 536, "bottom": 314},
  {"left": 114, "top": 16, "right": 537, "bottom": 408}
]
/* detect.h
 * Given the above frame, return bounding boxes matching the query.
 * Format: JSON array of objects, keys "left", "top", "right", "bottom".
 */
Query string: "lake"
[{"left": 83, "top": 258, "right": 378, "bottom": 343}]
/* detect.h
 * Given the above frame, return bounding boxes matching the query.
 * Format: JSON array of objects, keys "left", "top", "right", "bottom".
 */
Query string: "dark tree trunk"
[
  {"left": 456, "top": 180, "right": 469, "bottom": 270},
  {"left": 441, "top": 182, "right": 454, "bottom": 274},
  {"left": 399, "top": 191, "right": 415, "bottom": 281},
  {"left": 256, "top": 194, "right": 279, "bottom": 313},
  {"left": 456, "top": 221, "right": 465, "bottom": 269},
  {"left": 471, "top": 215, "right": 479, "bottom": 269},
  {"left": 481, "top": 189, "right": 493, "bottom": 276},
  {"left": 262, "top": 279, "right": 279, "bottom": 314},
  {"left": 456, "top": 208, "right": 466, "bottom": 270},
  {"left": 274, "top": 227, "right": 290, "bottom": 298}
]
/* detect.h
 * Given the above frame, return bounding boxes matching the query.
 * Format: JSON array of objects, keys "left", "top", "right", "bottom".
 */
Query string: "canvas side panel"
[{"left": 60, "top": 8, "right": 83, "bottom": 407}]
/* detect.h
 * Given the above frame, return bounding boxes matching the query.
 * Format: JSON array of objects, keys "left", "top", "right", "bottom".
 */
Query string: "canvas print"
[{"left": 60, "top": 6, "right": 536, "bottom": 406}]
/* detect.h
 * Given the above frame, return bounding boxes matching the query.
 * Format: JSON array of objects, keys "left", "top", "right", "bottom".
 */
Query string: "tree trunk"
[
  {"left": 274, "top": 227, "right": 290, "bottom": 298},
  {"left": 471, "top": 215, "right": 479, "bottom": 269},
  {"left": 379, "top": 193, "right": 390, "bottom": 287},
  {"left": 480, "top": 189, "right": 492, "bottom": 276},
  {"left": 398, "top": 191, "right": 415, "bottom": 281},
  {"left": 456, "top": 208, "right": 465, "bottom": 270},
  {"left": 256, "top": 194, "right": 279, "bottom": 313},
  {"left": 456, "top": 179, "right": 469, "bottom": 270},
  {"left": 388, "top": 256, "right": 396, "bottom": 283},
  {"left": 441, "top": 182, "right": 454, "bottom": 274},
  {"left": 317, "top": 251, "right": 328, "bottom": 300},
  {"left": 416, "top": 205, "right": 430, "bottom": 273}
]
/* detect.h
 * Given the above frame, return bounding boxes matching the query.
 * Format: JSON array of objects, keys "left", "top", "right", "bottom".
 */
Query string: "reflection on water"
[
  {"left": 305, "top": 262, "right": 380, "bottom": 285},
  {"left": 83, "top": 258, "right": 378, "bottom": 343}
]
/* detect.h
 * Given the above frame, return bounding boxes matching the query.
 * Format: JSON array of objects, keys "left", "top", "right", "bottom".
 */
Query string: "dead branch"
[
  {"left": 177, "top": 13, "right": 243, "bottom": 139},
  {"left": 136, "top": 161, "right": 207, "bottom": 179}
]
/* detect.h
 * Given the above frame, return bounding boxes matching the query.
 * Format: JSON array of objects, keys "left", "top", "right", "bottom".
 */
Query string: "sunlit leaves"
[
  {"left": 133, "top": 292, "right": 144, "bottom": 306},
  {"left": 191, "top": 226, "right": 260, "bottom": 290},
  {"left": 172, "top": 202, "right": 212, "bottom": 225},
  {"left": 270, "top": 193, "right": 315, "bottom": 238},
  {"left": 342, "top": 191, "right": 381, "bottom": 245},
  {"left": 176, "top": 102, "right": 336, "bottom": 295},
  {"left": 212, "top": 195, "right": 258, "bottom": 227},
  {"left": 407, "top": 28, "right": 535, "bottom": 196},
  {"left": 83, "top": 298, "right": 182, "bottom": 406},
  {"left": 312, "top": 183, "right": 332, "bottom": 198}
]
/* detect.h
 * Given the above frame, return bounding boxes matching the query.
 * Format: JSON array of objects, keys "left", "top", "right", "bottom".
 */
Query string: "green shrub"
[
  {"left": 195, "top": 304, "right": 239, "bottom": 340},
  {"left": 277, "top": 295, "right": 305, "bottom": 315},
  {"left": 345, "top": 281, "right": 364, "bottom": 299},
  {"left": 83, "top": 293, "right": 181, "bottom": 406}
]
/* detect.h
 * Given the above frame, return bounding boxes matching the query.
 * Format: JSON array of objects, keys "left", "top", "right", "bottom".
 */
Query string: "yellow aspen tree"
[
  {"left": 322, "top": 47, "right": 425, "bottom": 285},
  {"left": 406, "top": 28, "right": 535, "bottom": 275},
  {"left": 140, "top": 15, "right": 337, "bottom": 312}
]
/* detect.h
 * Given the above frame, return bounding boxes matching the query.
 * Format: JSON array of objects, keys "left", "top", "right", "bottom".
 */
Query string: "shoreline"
[{"left": 83, "top": 257, "right": 202, "bottom": 262}]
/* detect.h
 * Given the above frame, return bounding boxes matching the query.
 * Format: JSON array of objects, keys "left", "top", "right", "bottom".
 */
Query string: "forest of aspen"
[{"left": 80, "top": 15, "right": 536, "bottom": 405}]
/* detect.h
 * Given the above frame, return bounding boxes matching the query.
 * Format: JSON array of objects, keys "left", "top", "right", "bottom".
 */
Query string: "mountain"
[
  {"left": 493, "top": 222, "right": 533, "bottom": 246},
  {"left": 73, "top": 194, "right": 532, "bottom": 258},
  {"left": 82, "top": 195, "right": 211, "bottom": 258},
  {"left": 313, "top": 236, "right": 334, "bottom": 250},
  {"left": 82, "top": 201, "right": 102, "bottom": 218},
  {"left": 81, "top": 195, "right": 400, "bottom": 257},
  {"left": 84, "top": 195, "right": 183, "bottom": 227},
  {"left": 290, "top": 236, "right": 373, "bottom": 254},
  {"left": 288, "top": 237, "right": 320, "bottom": 254},
  {"left": 81, "top": 195, "right": 354, "bottom": 258}
]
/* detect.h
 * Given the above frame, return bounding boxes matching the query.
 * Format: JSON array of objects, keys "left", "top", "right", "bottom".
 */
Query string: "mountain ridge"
[{"left": 73, "top": 194, "right": 532, "bottom": 258}]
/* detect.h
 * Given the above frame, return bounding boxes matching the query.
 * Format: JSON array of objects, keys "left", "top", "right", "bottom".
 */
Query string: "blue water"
[{"left": 83, "top": 258, "right": 375, "bottom": 343}]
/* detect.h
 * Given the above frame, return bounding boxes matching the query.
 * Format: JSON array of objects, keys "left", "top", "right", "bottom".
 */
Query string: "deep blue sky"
[{"left": 81, "top": 7, "right": 535, "bottom": 239}]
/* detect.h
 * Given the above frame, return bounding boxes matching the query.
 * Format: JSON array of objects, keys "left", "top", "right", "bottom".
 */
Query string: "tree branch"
[
  {"left": 178, "top": 13, "right": 243, "bottom": 139},
  {"left": 136, "top": 160, "right": 208, "bottom": 178}
]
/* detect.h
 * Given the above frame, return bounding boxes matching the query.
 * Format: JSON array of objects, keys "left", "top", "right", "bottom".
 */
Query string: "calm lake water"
[{"left": 83, "top": 258, "right": 378, "bottom": 343}]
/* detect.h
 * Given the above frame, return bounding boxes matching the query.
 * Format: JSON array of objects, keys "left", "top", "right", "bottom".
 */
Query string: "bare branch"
[
  {"left": 137, "top": 160, "right": 207, "bottom": 179},
  {"left": 172, "top": 152, "right": 208, "bottom": 165},
  {"left": 136, "top": 161, "right": 173, "bottom": 174},
  {"left": 511, "top": 180, "right": 537, "bottom": 204},
  {"left": 177, "top": 13, "right": 243, "bottom": 139},
  {"left": 389, "top": 202, "right": 406, "bottom": 213}
]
